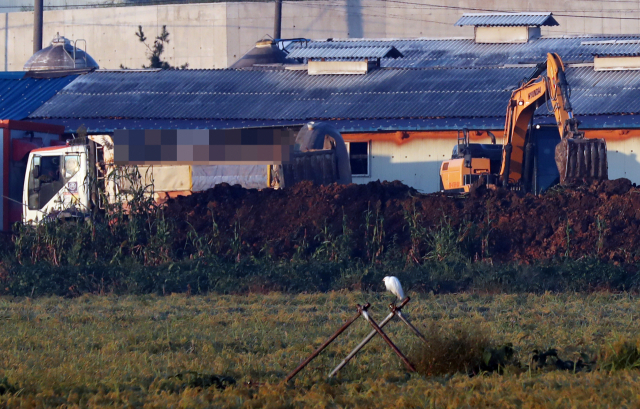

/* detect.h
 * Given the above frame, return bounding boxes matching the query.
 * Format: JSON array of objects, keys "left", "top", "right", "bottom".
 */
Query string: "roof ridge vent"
[
  {"left": 593, "top": 52, "right": 640, "bottom": 71},
  {"left": 289, "top": 45, "right": 403, "bottom": 60},
  {"left": 582, "top": 39, "right": 640, "bottom": 46},
  {"left": 289, "top": 44, "right": 403, "bottom": 75},
  {"left": 456, "top": 12, "right": 558, "bottom": 44},
  {"left": 455, "top": 12, "right": 559, "bottom": 27},
  {"left": 308, "top": 60, "right": 375, "bottom": 75}
]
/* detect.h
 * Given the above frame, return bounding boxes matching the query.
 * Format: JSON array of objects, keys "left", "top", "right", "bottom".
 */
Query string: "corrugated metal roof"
[
  {"left": 287, "top": 36, "right": 640, "bottom": 68},
  {"left": 29, "top": 67, "right": 532, "bottom": 121},
  {"left": 455, "top": 12, "right": 559, "bottom": 27},
  {"left": 287, "top": 46, "right": 403, "bottom": 59},
  {"left": 551, "top": 66, "right": 640, "bottom": 116},
  {"left": 29, "top": 64, "right": 640, "bottom": 123},
  {"left": 0, "top": 72, "right": 78, "bottom": 120}
]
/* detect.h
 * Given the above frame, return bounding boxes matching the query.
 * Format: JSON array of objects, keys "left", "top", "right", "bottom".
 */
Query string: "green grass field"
[{"left": 1, "top": 292, "right": 640, "bottom": 408}]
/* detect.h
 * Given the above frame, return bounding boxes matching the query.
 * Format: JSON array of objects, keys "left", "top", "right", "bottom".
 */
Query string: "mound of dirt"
[{"left": 163, "top": 178, "right": 640, "bottom": 264}]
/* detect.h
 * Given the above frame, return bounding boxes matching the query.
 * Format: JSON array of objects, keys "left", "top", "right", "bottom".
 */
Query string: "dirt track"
[{"left": 163, "top": 178, "right": 640, "bottom": 264}]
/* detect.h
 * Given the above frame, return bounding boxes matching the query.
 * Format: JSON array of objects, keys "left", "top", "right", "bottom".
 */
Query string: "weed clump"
[
  {"left": 530, "top": 349, "right": 594, "bottom": 372},
  {"left": 409, "top": 323, "right": 509, "bottom": 377},
  {"left": 598, "top": 340, "right": 640, "bottom": 371},
  {"left": 0, "top": 377, "right": 17, "bottom": 395},
  {"left": 164, "top": 372, "right": 236, "bottom": 391}
]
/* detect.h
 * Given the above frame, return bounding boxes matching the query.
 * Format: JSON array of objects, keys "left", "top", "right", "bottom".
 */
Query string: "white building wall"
[
  {"left": 607, "top": 139, "right": 640, "bottom": 182},
  {"left": 352, "top": 136, "right": 494, "bottom": 193},
  {"left": 350, "top": 136, "right": 640, "bottom": 194}
]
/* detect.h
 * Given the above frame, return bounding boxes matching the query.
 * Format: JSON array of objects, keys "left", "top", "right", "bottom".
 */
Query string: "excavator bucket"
[{"left": 555, "top": 138, "right": 608, "bottom": 184}]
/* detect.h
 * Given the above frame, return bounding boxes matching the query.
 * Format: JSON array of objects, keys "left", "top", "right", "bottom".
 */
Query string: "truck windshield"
[{"left": 27, "top": 155, "right": 65, "bottom": 211}]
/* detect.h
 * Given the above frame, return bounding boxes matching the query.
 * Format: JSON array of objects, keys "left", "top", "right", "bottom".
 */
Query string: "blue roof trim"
[
  {"left": 0, "top": 74, "right": 78, "bottom": 120},
  {"left": 592, "top": 52, "right": 640, "bottom": 57},
  {"left": 28, "top": 119, "right": 307, "bottom": 133},
  {"left": 0, "top": 72, "right": 26, "bottom": 80},
  {"left": 30, "top": 115, "right": 640, "bottom": 134},
  {"left": 534, "top": 114, "right": 640, "bottom": 129}
]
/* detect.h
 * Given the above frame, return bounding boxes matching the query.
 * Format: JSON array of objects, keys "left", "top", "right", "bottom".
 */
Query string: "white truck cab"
[{"left": 22, "top": 144, "right": 90, "bottom": 223}]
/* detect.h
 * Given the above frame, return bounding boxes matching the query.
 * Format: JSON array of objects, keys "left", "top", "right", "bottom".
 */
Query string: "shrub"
[
  {"left": 598, "top": 340, "right": 640, "bottom": 371},
  {"left": 409, "top": 323, "right": 493, "bottom": 376},
  {"left": 0, "top": 377, "right": 17, "bottom": 395}
]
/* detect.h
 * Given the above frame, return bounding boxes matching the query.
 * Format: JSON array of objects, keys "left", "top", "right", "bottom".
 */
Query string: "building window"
[{"left": 348, "top": 141, "right": 369, "bottom": 176}]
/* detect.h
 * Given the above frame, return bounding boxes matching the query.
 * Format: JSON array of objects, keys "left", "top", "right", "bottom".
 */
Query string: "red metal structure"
[{"left": 0, "top": 120, "right": 65, "bottom": 230}]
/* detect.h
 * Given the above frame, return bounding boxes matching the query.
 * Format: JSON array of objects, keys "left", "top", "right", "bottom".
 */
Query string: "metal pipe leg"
[
  {"left": 395, "top": 311, "right": 428, "bottom": 343},
  {"left": 284, "top": 303, "right": 370, "bottom": 383},
  {"left": 358, "top": 305, "right": 416, "bottom": 372},
  {"left": 328, "top": 297, "right": 411, "bottom": 378},
  {"left": 328, "top": 311, "right": 395, "bottom": 378}
]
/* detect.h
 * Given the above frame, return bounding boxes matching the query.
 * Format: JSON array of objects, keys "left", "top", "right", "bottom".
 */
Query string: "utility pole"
[
  {"left": 33, "top": 0, "right": 43, "bottom": 53},
  {"left": 274, "top": 0, "right": 282, "bottom": 40}
]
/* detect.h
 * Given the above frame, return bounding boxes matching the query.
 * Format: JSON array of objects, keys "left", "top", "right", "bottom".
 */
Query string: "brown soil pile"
[{"left": 163, "top": 178, "right": 640, "bottom": 263}]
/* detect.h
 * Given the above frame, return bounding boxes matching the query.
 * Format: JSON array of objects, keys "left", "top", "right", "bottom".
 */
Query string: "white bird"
[{"left": 383, "top": 276, "right": 405, "bottom": 304}]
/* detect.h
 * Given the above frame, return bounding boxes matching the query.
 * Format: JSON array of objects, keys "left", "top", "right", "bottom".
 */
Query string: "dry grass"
[
  {"left": 409, "top": 323, "right": 493, "bottom": 377},
  {"left": 599, "top": 339, "right": 640, "bottom": 371},
  {"left": 0, "top": 292, "right": 640, "bottom": 407}
]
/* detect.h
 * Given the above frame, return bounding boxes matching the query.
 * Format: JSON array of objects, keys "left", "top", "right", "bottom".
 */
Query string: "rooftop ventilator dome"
[
  {"left": 230, "top": 38, "right": 301, "bottom": 69},
  {"left": 24, "top": 33, "right": 99, "bottom": 75}
]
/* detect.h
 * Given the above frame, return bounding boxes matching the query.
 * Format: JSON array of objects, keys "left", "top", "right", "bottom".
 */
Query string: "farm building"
[{"left": 10, "top": 12, "right": 640, "bottom": 195}]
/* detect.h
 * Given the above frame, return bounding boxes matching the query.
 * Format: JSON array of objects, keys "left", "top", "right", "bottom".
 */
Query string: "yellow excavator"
[{"left": 440, "top": 52, "right": 608, "bottom": 193}]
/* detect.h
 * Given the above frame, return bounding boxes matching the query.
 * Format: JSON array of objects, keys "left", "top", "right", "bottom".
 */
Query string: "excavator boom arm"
[{"left": 499, "top": 53, "right": 582, "bottom": 185}]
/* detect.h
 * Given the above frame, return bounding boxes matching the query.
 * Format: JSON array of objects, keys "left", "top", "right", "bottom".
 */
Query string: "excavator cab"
[{"left": 440, "top": 129, "right": 502, "bottom": 193}]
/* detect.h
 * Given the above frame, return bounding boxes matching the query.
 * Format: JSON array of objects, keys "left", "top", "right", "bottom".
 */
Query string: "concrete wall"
[
  {"left": 0, "top": 3, "right": 228, "bottom": 70},
  {"left": 0, "top": 0, "right": 124, "bottom": 13},
  {"left": 2, "top": 0, "right": 640, "bottom": 70}
]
